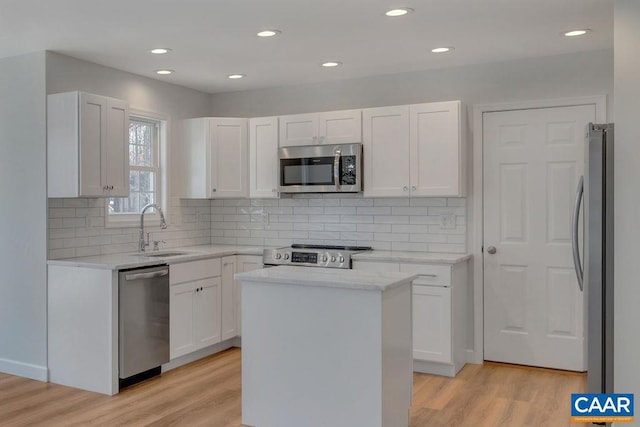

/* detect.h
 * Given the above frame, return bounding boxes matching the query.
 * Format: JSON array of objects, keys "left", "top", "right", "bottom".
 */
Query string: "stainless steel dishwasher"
[{"left": 118, "top": 264, "right": 170, "bottom": 388}]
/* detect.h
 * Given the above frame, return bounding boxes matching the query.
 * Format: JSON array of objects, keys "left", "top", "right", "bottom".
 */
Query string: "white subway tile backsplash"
[
  {"left": 392, "top": 242, "right": 429, "bottom": 252},
  {"left": 308, "top": 231, "right": 341, "bottom": 240},
  {"left": 309, "top": 198, "right": 341, "bottom": 207},
  {"left": 375, "top": 232, "right": 409, "bottom": 242},
  {"left": 324, "top": 223, "right": 357, "bottom": 232},
  {"left": 63, "top": 218, "right": 86, "bottom": 228},
  {"left": 391, "top": 224, "right": 429, "bottom": 234},
  {"left": 294, "top": 223, "right": 324, "bottom": 231},
  {"left": 409, "top": 216, "right": 441, "bottom": 225},
  {"left": 428, "top": 206, "right": 465, "bottom": 216},
  {"left": 62, "top": 199, "right": 89, "bottom": 208},
  {"left": 409, "top": 198, "right": 447, "bottom": 207},
  {"left": 374, "top": 198, "right": 410, "bottom": 207},
  {"left": 340, "top": 215, "right": 373, "bottom": 224},
  {"left": 340, "top": 198, "right": 374, "bottom": 207},
  {"left": 340, "top": 232, "right": 374, "bottom": 241},
  {"left": 356, "top": 223, "right": 392, "bottom": 233},
  {"left": 391, "top": 207, "right": 429, "bottom": 216},
  {"left": 308, "top": 215, "right": 340, "bottom": 223},
  {"left": 49, "top": 196, "right": 467, "bottom": 260},
  {"left": 374, "top": 215, "right": 410, "bottom": 224},
  {"left": 293, "top": 207, "right": 324, "bottom": 215},
  {"left": 409, "top": 234, "right": 448, "bottom": 243},
  {"left": 49, "top": 208, "right": 75, "bottom": 218},
  {"left": 356, "top": 207, "right": 391, "bottom": 215},
  {"left": 428, "top": 243, "right": 466, "bottom": 253}
]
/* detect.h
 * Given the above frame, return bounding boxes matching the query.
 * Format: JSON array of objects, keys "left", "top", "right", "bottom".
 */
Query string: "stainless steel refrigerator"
[{"left": 572, "top": 123, "right": 614, "bottom": 395}]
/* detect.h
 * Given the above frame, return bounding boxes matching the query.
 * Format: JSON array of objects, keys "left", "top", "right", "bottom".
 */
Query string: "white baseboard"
[
  {"left": 162, "top": 337, "right": 241, "bottom": 373},
  {"left": 466, "top": 348, "right": 482, "bottom": 365},
  {"left": 0, "top": 358, "right": 48, "bottom": 382}
]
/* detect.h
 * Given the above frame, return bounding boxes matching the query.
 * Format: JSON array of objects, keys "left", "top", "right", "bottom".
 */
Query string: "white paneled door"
[{"left": 483, "top": 104, "right": 595, "bottom": 371}]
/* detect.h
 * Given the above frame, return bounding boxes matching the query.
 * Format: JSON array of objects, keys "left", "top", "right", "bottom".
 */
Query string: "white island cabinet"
[{"left": 236, "top": 266, "right": 415, "bottom": 427}]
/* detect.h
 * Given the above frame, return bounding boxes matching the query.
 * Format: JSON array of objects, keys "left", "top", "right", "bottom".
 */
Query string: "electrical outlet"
[{"left": 440, "top": 214, "right": 456, "bottom": 230}]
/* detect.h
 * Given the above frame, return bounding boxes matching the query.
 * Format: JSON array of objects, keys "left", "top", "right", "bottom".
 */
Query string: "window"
[{"left": 107, "top": 113, "right": 165, "bottom": 226}]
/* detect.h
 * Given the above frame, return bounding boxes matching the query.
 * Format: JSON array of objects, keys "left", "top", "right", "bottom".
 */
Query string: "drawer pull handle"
[{"left": 421, "top": 274, "right": 437, "bottom": 278}]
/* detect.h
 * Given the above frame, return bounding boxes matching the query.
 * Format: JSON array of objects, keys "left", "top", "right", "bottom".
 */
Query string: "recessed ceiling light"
[
  {"left": 155, "top": 69, "right": 174, "bottom": 75},
  {"left": 564, "top": 29, "right": 591, "bottom": 37},
  {"left": 431, "top": 47, "right": 453, "bottom": 53},
  {"left": 385, "top": 8, "right": 413, "bottom": 17},
  {"left": 228, "top": 74, "right": 245, "bottom": 79},
  {"left": 150, "top": 48, "right": 171, "bottom": 55},
  {"left": 257, "top": 30, "right": 281, "bottom": 37},
  {"left": 321, "top": 61, "right": 342, "bottom": 68}
]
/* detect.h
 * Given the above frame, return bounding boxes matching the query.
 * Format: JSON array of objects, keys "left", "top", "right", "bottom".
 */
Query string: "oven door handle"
[{"left": 334, "top": 148, "right": 341, "bottom": 190}]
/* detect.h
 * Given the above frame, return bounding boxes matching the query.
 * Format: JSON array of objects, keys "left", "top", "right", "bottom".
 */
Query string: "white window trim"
[{"left": 105, "top": 108, "right": 169, "bottom": 228}]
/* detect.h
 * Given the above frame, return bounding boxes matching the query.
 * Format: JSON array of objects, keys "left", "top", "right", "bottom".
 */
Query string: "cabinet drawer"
[
  {"left": 400, "top": 263, "right": 451, "bottom": 287},
  {"left": 170, "top": 258, "right": 221, "bottom": 284}
]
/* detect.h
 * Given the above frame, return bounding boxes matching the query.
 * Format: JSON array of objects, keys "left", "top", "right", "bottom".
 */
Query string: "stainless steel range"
[{"left": 263, "top": 244, "right": 372, "bottom": 269}]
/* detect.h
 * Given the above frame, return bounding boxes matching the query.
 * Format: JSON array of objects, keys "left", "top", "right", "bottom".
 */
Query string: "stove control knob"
[
  {"left": 322, "top": 255, "right": 328, "bottom": 262},
  {"left": 275, "top": 253, "right": 282, "bottom": 260},
  {"left": 339, "top": 256, "right": 345, "bottom": 263},
  {"left": 331, "top": 256, "right": 337, "bottom": 262},
  {"left": 284, "top": 253, "right": 290, "bottom": 260}
]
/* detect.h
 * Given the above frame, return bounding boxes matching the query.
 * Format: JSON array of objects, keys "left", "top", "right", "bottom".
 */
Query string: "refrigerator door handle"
[{"left": 572, "top": 175, "right": 584, "bottom": 291}]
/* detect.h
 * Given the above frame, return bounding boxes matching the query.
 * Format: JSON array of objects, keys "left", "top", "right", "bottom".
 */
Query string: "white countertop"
[
  {"left": 48, "top": 244, "right": 471, "bottom": 270},
  {"left": 235, "top": 265, "right": 417, "bottom": 291},
  {"left": 47, "top": 244, "right": 265, "bottom": 270},
  {"left": 352, "top": 251, "right": 471, "bottom": 264}
]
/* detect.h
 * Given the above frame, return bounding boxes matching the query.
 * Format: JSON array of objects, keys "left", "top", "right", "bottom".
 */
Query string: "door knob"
[{"left": 487, "top": 246, "right": 497, "bottom": 254}]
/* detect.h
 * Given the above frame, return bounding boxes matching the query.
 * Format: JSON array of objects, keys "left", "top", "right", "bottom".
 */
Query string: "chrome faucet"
[{"left": 139, "top": 203, "right": 167, "bottom": 252}]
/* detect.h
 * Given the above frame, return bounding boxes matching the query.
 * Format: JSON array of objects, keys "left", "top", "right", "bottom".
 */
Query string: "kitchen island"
[{"left": 235, "top": 266, "right": 416, "bottom": 427}]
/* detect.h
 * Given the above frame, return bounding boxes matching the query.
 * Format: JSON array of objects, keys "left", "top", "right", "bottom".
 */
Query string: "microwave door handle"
[{"left": 334, "top": 149, "right": 341, "bottom": 190}]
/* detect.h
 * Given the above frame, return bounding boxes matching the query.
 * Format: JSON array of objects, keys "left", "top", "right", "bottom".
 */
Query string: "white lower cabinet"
[
  {"left": 412, "top": 284, "right": 451, "bottom": 364},
  {"left": 221, "top": 256, "right": 238, "bottom": 341},
  {"left": 353, "top": 258, "right": 468, "bottom": 377},
  {"left": 170, "top": 258, "right": 222, "bottom": 359},
  {"left": 170, "top": 255, "right": 263, "bottom": 360}
]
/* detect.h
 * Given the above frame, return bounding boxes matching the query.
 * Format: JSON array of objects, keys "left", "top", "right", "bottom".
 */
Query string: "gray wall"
[
  {"left": 0, "top": 52, "right": 48, "bottom": 380},
  {"left": 210, "top": 49, "right": 613, "bottom": 118},
  {"left": 614, "top": 0, "right": 640, "bottom": 406}
]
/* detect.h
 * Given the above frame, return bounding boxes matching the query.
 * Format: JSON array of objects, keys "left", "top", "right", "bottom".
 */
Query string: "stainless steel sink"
[{"left": 142, "top": 251, "right": 192, "bottom": 258}]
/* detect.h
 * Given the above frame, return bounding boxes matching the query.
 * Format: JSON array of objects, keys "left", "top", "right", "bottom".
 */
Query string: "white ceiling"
[{"left": 0, "top": 0, "right": 613, "bottom": 94}]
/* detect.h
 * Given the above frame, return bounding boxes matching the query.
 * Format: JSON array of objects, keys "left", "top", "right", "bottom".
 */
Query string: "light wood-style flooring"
[{"left": 0, "top": 348, "right": 586, "bottom": 426}]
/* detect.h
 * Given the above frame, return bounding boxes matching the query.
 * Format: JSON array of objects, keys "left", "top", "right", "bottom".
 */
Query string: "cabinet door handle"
[
  {"left": 402, "top": 186, "right": 408, "bottom": 191},
  {"left": 411, "top": 186, "right": 416, "bottom": 191},
  {"left": 212, "top": 188, "right": 217, "bottom": 193}
]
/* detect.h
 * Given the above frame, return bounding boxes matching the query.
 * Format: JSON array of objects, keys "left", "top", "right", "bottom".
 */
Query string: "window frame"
[{"left": 105, "top": 109, "right": 168, "bottom": 228}]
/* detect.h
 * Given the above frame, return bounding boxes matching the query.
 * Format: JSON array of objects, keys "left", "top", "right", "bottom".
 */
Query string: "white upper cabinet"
[
  {"left": 249, "top": 117, "right": 279, "bottom": 198},
  {"left": 362, "top": 106, "right": 410, "bottom": 197},
  {"left": 181, "top": 117, "right": 248, "bottom": 199},
  {"left": 279, "top": 109, "right": 362, "bottom": 147},
  {"left": 48, "top": 91, "right": 130, "bottom": 198},
  {"left": 410, "top": 101, "right": 465, "bottom": 197},
  {"left": 363, "top": 100, "right": 465, "bottom": 198}
]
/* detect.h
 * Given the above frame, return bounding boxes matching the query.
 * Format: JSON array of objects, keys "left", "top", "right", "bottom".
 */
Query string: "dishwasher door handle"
[{"left": 124, "top": 270, "right": 168, "bottom": 281}]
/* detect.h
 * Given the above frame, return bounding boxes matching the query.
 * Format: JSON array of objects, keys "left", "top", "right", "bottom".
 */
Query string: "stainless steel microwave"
[{"left": 278, "top": 143, "right": 363, "bottom": 193}]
